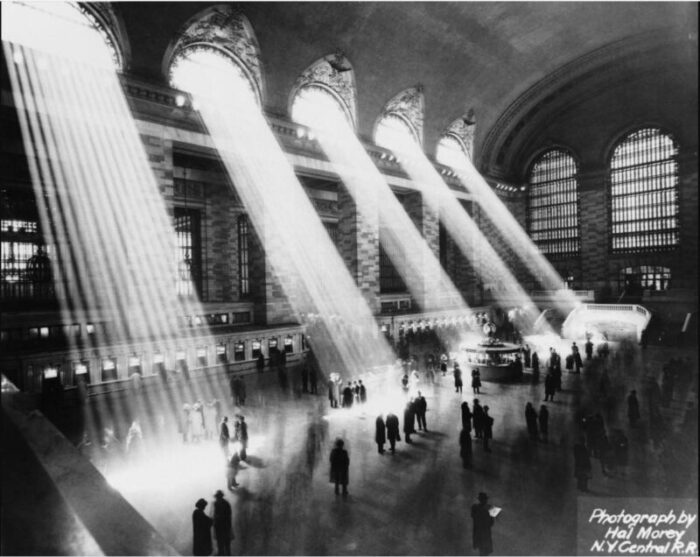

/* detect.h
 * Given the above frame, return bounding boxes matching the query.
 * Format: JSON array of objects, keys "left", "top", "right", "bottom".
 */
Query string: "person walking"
[
  {"left": 539, "top": 405, "right": 549, "bottom": 443},
  {"left": 473, "top": 399, "right": 484, "bottom": 440},
  {"left": 329, "top": 438, "right": 350, "bottom": 496},
  {"left": 385, "top": 412, "right": 401, "bottom": 453},
  {"left": 459, "top": 429, "right": 473, "bottom": 469},
  {"left": 212, "top": 490, "right": 234, "bottom": 556},
  {"left": 375, "top": 415, "right": 386, "bottom": 454},
  {"left": 192, "top": 498, "right": 213, "bottom": 556},
  {"left": 461, "top": 401, "right": 472, "bottom": 433},
  {"left": 482, "top": 406, "right": 494, "bottom": 452},
  {"left": 471, "top": 492, "right": 496, "bottom": 556},
  {"left": 627, "top": 390, "right": 640, "bottom": 427},
  {"left": 415, "top": 391, "right": 428, "bottom": 431},
  {"left": 525, "top": 402, "right": 538, "bottom": 441},
  {"left": 219, "top": 416, "right": 230, "bottom": 459},
  {"left": 227, "top": 452, "right": 241, "bottom": 489},
  {"left": 403, "top": 400, "right": 417, "bottom": 443},
  {"left": 531, "top": 351, "right": 540, "bottom": 381}
]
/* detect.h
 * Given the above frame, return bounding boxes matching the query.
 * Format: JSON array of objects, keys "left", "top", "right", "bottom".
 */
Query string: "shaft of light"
[{"left": 173, "top": 53, "right": 396, "bottom": 381}]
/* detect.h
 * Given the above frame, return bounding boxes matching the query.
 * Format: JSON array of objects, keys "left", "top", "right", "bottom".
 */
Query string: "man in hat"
[
  {"left": 192, "top": 498, "right": 213, "bottom": 556},
  {"left": 213, "top": 490, "right": 233, "bottom": 555},
  {"left": 471, "top": 492, "right": 495, "bottom": 555},
  {"left": 219, "top": 416, "right": 230, "bottom": 459}
]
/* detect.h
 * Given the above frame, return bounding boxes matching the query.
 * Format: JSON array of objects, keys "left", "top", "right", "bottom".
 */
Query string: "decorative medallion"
[
  {"left": 164, "top": 5, "right": 265, "bottom": 105},
  {"left": 290, "top": 50, "right": 357, "bottom": 129},
  {"left": 378, "top": 85, "right": 425, "bottom": 146}
]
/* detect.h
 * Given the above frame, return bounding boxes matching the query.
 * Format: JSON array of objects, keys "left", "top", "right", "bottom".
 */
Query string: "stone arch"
[{"left": 374, "top": 85, "right": 424, "bottom": 147}]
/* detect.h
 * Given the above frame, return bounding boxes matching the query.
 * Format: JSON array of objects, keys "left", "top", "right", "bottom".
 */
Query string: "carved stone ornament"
[
  {"left": 165, "top": 5, "right": 264, "bottom": 105},
  {"left": 78, "top": 2, "right": 129, "bottom": 70},
  {"left": 444, "top": 113, "right": 477, "bottom": 160},
  {"left": 290, "top": 52, "right": 358, "bottom": 129},
  {"left": 380, "top": 86, "right": 425, "bottom": 146}
]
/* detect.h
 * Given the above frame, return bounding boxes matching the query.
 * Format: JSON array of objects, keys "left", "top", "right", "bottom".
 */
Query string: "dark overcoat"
[
  {"left": 471, "top": 503, "right": 494, "bottom": 554},
  {"left": 329, "top": 447, "right": 349, "bottom": 485},
  {"left": 192, "top": 508, "right": 213, "bottom": 556},
  {"left": 386, "top": 413, "right": 401, "bottom": 442},
  {"left": 375, "top": 417, "right": 386, "bottom": 444}
]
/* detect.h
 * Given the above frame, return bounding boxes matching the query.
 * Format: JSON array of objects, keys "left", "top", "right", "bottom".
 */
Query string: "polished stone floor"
[{"left": 61, "top": 341, "right": 698, "bottom": 556}]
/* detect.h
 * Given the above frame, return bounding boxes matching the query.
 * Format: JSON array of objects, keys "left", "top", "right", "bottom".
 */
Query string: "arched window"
[
  {"left": 527, "top": 149, "right": 580, "bottom": 256},
  {"left": 237, "top": 215, "right": 250, "bottom": 297},
  {"left": 3, "top": 1, "right": 123, "bottom": 71},
  {"left": 291, "top": 84, "right": 352, "bottom": 131},
  {"left": 169, "top": 46, "right": 259, "bottom": 107},
  {"left": 609, "top": 128, "right": 679, "bottom": 252},
  {"left": 436, "top": 134, "right": 470, "bottom": 169},
  {"left": 375, "top": 113, "right": 419, "bottom": 153}
]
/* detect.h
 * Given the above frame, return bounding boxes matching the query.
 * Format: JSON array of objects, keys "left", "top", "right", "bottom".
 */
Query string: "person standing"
[
  {"left": 525, "top": 403, "right": 538, "bottom": 441},
  {"left": 234, "top": 415, "right": 248, "bottom": 461},
  {"left": 227, "top": 452, "right": 241, "bottom": 490},
  {"left": 219, "top": 416, "right": 230, "bottom": 459},
  {"left": 403, "top": 400, "right": 416, "bottom": 443},
  {"left": 574, "top": 437, "right": 592, "bottom": 491},
  {"left": 473, "top": 399, "right": 484, "bottom": 439},
  {"left": 471, "top": 492, "right": 495, "bottom": 556},
  {"left": 459, "top": 429, "right": 473, "bottom": 469},
  {"left": 256, "top": 352, "right": 265, "bottom": 373},
  {"left": 192, "top": 498, "right": 213, "bottom": 556},
  {"left": 454, "top": 364, "right": 463, "bottom": 394},
  {"left": 461, "top": 401, "right": 473, "bottom": 433},
  {"left": 544, "top": 373, "right": 556, "bottom": 402},
  {"left": 385, "top": 412, "right": 401, "bottom": 453},
  {"left": 482, "top": 406, "right": 494, "bottom": 452},
  {"left": 531, "top": 351, "right": 540, "bottom": 381},
  {"left": 329, "top": 438, "right": 350, "bottom": 496},
  {"left": 359, "top": 380, "right": 367, "bottom": 404},
  {"left": 471, "top": 369, "right": 482, "bottom": 394},
  {"left": 539, "top": 405, "right": 549, "bottom": 443},
  {"left": 627, "top": 390, "right": 640, "bottom": 427},
  {"left": 375, "top": 415, "right": 386, "bottom": 454},
  {"left": 415, "top": 391, "right": 428, "bottom": 431},
  {"left": 212, "top": 490, "right": 233, "bottom": 556}
]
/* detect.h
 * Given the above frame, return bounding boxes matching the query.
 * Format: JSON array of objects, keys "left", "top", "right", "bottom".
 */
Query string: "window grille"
[
  {"left": 323, "top": 221, "right": 339, "bottom": 249},
  {"left": 174, "top": 208, "right": 202, "bottom": 297},
  {"left": 619, "top": 266, "right": 671, "bottom": 293},
  {"left": 527, "top": 149, "right": 580, "bottom": 257},
  {"left": 238, "top": 215, "right": 250, "bottom": 297},
  {"left": 379, "top": 241, "right": 406, "bottom": 293},
  {"left": 609, "top": 128, "right": 679, "bottom": 253}
]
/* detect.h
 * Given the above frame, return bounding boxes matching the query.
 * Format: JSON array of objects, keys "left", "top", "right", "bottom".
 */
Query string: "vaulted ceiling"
[{"left": 109, "top": 2, "right": 699, "bottom": 178}]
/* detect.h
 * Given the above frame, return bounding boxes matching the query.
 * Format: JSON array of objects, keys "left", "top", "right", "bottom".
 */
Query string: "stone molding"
[{"left": 376, "top": 85, "right": 425, "bottom": 147}]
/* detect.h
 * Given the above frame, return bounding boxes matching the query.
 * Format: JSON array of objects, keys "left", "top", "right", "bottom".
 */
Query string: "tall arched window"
[
  {"left": 609, "top": 128, "right": 679, "bottom": 252},
  {"left": 375, "top": 113, "right": 419, "bottom": 153},
  {"left": 527, "top": 149, "right": 580, "bottom": 256},
  {"left": 238, "top": 215, "right": 250, "bottom": 297},
  {"left": 291, "top": 85, "right": 352, "bottom": 131},
  {"left": 436, "top": 134, "right": 470, "bottom": 169}
]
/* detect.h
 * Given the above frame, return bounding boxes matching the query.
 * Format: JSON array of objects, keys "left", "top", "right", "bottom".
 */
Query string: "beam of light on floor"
[
  {"left": 169, "top": 49, "right": 396, "bottom": 385},
  {"left": 449, "top": 156, "right": 581, "bottom": 315},
  {"left": 2, "top": 1, "right": 223, "bottom": 451},
  {"left": 292, "top": 91, "right": 471, "bottom": 318},
  {"left": 383, "top": 134, "right": 553, "bottom": 337}
]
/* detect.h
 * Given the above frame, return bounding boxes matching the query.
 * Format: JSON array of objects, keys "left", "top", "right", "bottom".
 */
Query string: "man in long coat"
[
  {"left": 414, "top": 391, "right": 428, "bottom": 431},
  {"left": 385, "top": 412, "right": 401, "bottom": 453},
  {"left": 473, "top": 399, "right": 484, "bottom": 439},
  {"left": 471, "top": 492, "right": 495, "bottom": 555},
  {"left": 219, "top": 416, "right": 230, "bottom": 459},
  {"left": 375, "top": 415, "right": 386, "bottom": 454},
  {"left": 213, "top": 490, "right": 233, "bottom": 556},
  {"left": 461, "top": 401, "right": 472, "bottom": 433},
  {"left": 192, "top": 498, "right": 213, "bottom": 556},
  {"left": 329, "top": 438, "right": 349, "bottom": 495},
  {"left": 403, "top": 400, "right": 416, "bottom": 443}
]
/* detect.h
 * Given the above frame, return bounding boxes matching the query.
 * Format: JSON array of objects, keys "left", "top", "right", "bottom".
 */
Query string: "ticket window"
[
  {"left": 284, "top": 336, "right": 293, "bottom": 354},
  {"left": 74, "top": 361, "right": 90, "bottom": 385},
  {"left": 268, "top": 338, "right": 278, "bottom": 351},
  {"left": 216, "top": 344, "right": 227, "bottom": 364},
  {"left": 176, "top": 350, "right": 189, "bottom": 379},
  {"left": 381, "top": 324, "right": 390, "bottom": 339},
  {"left": 152, "top": 353, "right": 165, "bottom": 376},
  {"left": 234, "top": 342, "right": 245, "bottom": 362},
  {"left": 251, "top": 341, "right": 262, "bottom": 359},
  {"left": 197, "top": 347, "right": 208, "bottom": 367},
  {"left": 101, "top": 358, "right": 118, "bottom": 382},
  {"left": 42, "top": 365, "right": 62, "bottom": 392},
  {"left": 398, "top": 324, "right": 406, "bottom": 337},
  {"left": 128, "top": 355, "right": 142, "bottom": 376}
]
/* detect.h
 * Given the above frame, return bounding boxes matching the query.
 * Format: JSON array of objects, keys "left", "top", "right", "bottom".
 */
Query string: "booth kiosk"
[{"left": 462, "top": 323, "right": 524, "bottom": 382}]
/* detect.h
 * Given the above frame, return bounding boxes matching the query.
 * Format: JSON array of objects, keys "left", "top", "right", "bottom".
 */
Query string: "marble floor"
[
  {"left": 4, "top": 341, "right": 698, "bottom": 556},
  {"left": 64, "top": 341, "right": 697, "bottom": 556}
]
